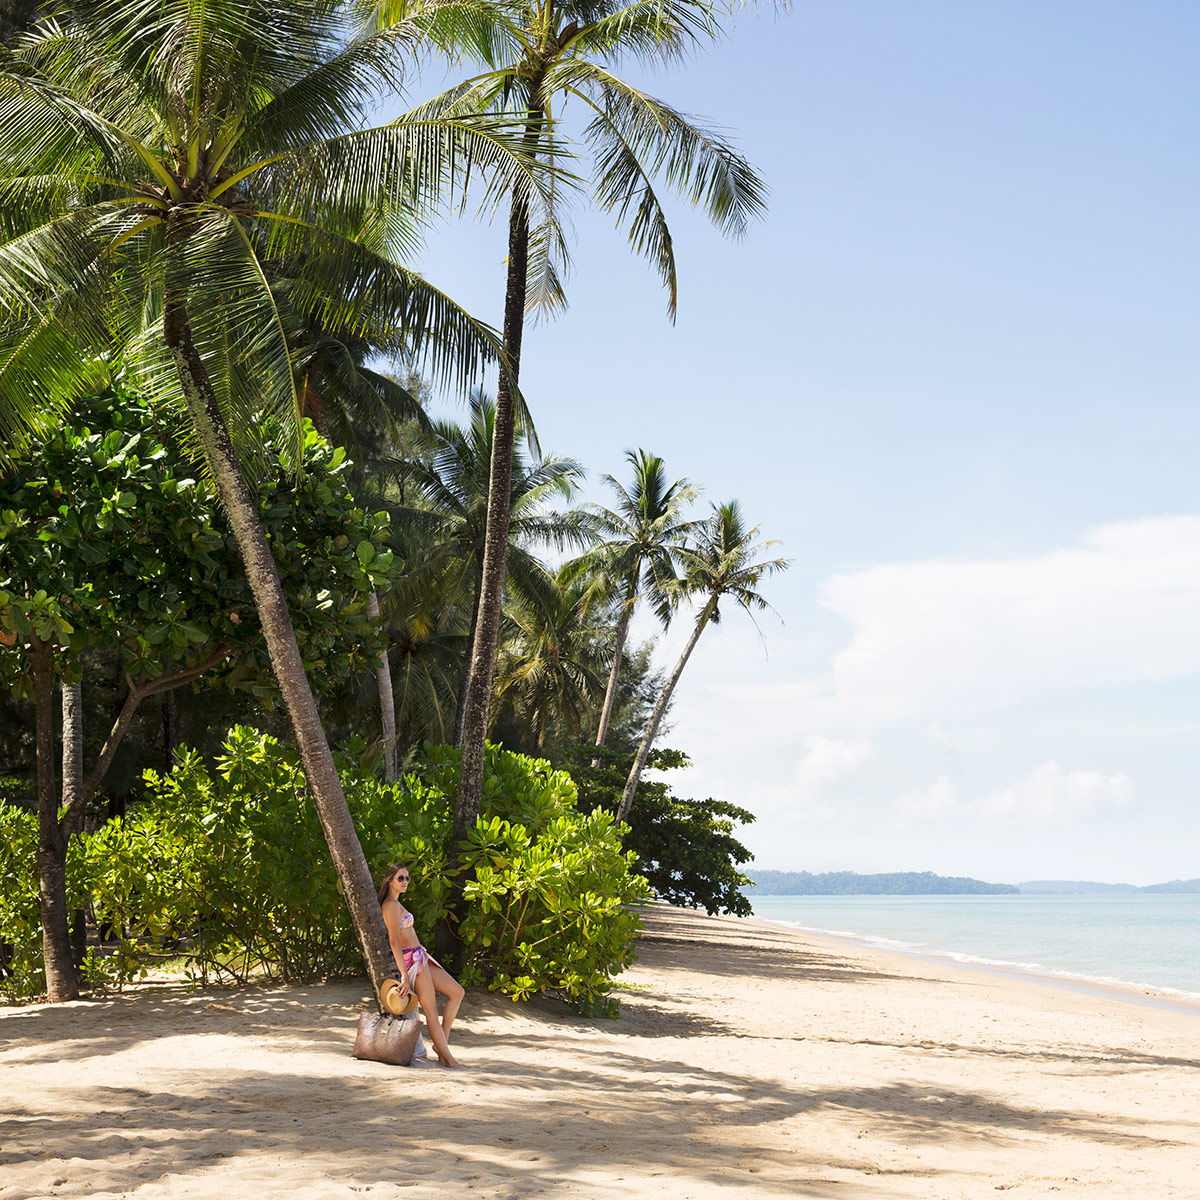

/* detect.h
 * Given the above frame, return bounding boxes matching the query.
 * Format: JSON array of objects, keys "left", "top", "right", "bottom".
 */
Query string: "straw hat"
[{"left": 380, "top": 978, "right": 419, "bottom": 1017}]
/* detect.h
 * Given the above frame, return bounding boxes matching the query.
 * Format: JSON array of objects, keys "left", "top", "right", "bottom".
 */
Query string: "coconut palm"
[
  {"left": 0, "top": 0, "right": 552, "bottom": 1001},
  {"left": 364, "top": 0, "right": 769, "bottom": 843},
  {"left": 618, "top": 500, "right": 789, "bottom": 820},
  {"left": 382, "top": 392, "right": 594, "bottom": 740},
  {"left": 493, "top": 562, "right": 612, "bottom": 752},
  {"left": 583, "top": 449, "right": 696, "bottom": 751}
]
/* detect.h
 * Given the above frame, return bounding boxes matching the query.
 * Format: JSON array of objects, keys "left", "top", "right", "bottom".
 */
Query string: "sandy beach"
[{"left": 3, "top": 903, "right": 1199, "bottom": 1199}]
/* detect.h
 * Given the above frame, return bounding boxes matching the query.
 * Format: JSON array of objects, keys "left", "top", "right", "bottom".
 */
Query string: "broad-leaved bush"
[{"left": 1, "top": 730, "right": 648, "bottom": 1011}]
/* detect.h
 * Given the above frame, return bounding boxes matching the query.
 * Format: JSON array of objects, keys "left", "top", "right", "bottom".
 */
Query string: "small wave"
[
  {"left": 769, "top": 920, "right": 918, "bottom": 951},
  {"left": 757, "top": 918, "right": 1200, "bottom": 1005}
]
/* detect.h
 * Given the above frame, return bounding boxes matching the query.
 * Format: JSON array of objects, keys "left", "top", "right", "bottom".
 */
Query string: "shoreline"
[
  {"left": 4, "top": 902, "right": 1200, "bottom": 1199},
  {"left": 739, "top": 911, "right": 1200, "bottom": 1017}
]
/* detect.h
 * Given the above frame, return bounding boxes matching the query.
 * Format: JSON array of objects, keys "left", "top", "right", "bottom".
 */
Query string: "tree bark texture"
[
  {"left": 617, "top": 603, "right": 714, "bottom": 821},
  {"left": 61, "top": 680, "right": 83, "bottom": 811},
  {"left": 453, "top": 182, "right": 531, "bottom": 842},
  {"left": 61, "top": 679, "right": 86, "bottom": 971},
  {"left": 163, "top": 289, "right": 394, "bottom": 1007},
  {"left": 593, "top": 584, "right": 636, "bottom": 751},
  {"left": 367, "top": 593, "right": 398, "bottom": 782},
  {"left": 32, "top": 640, "right": 78, "bottom": 1002}
]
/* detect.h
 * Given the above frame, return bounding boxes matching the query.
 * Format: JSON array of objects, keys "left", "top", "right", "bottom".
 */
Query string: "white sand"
[{"left": 3, "top": 903, "right": 1199, "bottom": 1199}]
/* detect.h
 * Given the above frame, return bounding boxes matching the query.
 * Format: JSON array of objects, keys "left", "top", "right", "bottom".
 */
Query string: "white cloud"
[
  {"left": 897, "top": 761, "right": 1135, "bottom": 824},
  {"left": 757, "top": 735, "right": 874, "bottom": 825},
  {"left": 821, "top": 515, "right": 1200, "bottom": 727},
  {"left": 794, "top": 734, "right": 874, "bottom": 791},
  {"left": 927, "top": 720, "right": 953, "bottom": 746},
  {"left": 895, "top": 774, "right": 960, "bottom": 821}
]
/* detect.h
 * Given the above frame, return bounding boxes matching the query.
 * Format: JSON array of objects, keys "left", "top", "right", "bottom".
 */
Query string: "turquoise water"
[{"left": 749, "top": 893, "right": 1200, "bottom": 1000}]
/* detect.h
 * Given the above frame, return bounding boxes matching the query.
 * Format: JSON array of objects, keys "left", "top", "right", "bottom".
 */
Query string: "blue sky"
[{"left": 406, "top": 2, "right": 1200, "bottom": 885}]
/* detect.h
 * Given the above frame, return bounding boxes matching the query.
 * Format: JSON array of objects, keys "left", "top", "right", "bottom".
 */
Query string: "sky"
[{"left": 401, "top": 1, "right": 1200, "bottom": 886}]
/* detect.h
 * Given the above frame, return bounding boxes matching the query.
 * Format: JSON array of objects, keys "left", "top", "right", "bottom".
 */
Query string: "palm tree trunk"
[
  {"left": 31, "top": 639, "right": 77, "bottom": 1002},
  {"left": 593, "top": 584, "right": 636, "bottom": 751},
  {"left": 453, "top": 572, "right": 485, "bottom": 747},
  {"left": 453, "top": 168, "right": 533, "bottom": 842},
  {"left": 163, "top": 289, "right": 394, "bottom": 1007},
  {"left": 367, "top": 593, "right": 398, "bottom": 782},
  {"left": 617, "top": 601, "right": 715, "bottom": 822},
  {"left": 445, "top": 127, "right": 540, "bottom": 970}
]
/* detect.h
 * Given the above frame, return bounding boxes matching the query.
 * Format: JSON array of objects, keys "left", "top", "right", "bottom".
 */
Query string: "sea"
[{"left": 749, "top": 893, "right": 1200, "bottom": 1007}]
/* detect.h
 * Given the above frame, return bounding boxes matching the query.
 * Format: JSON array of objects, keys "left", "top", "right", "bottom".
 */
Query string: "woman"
[{"left": 378, "top": 863, "right": 466, "bottom": 1069}]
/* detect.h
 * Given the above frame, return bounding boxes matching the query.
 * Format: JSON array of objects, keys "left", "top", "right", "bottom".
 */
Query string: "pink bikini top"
[{"left": 397, "top": 911, "right": 414, "bottom": 930}]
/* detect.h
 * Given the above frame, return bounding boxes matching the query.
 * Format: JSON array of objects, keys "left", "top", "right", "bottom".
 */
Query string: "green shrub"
[
  {"left": 552, "top": 745, "right": 756, "bottom": 916},
  {"left": 0, "top": 729, "right": 648, "bottom": 1011},
  {"left": 421, "top": 743, "right": 650, "bottom": 1013},
  {"left": 0, "top": 805, "right": 144, "bottom": 1001}
]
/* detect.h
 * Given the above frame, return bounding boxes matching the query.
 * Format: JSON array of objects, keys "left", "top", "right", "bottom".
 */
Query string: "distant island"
[
  {"left": 745, "top": 870, "right": 1018, "bottom": 896},
  {"left": 1019, "top": 879, "right": 1200, "bottom": 895},
  {"left": 742, "top": 872, "right": 1200, "bottom": 896}
]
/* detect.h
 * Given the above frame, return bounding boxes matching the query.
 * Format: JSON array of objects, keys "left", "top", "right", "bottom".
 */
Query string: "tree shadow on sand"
[
  {"left": 812, "top": 1033, "right": 1200, "bottom": 1075},
  {"left": 2, "top": 985, "right": 1191, "bottom": 1200},
  {"left": 633, "top": 931, "right": 919, "bottom": 987}
]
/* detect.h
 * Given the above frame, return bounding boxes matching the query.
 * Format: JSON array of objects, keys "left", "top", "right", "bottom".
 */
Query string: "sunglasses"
[{"left": 395, "top": 872, "right": 409, "bottom": 881}]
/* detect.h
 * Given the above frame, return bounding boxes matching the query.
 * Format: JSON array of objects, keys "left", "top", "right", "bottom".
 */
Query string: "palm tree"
[
  {"left": 584, "top": 449, "right": 696, "bottom": 751},
  {"left": 383, "top": 392, "right": 594, "bottom": 741},
  {"left": 617, "top": 501, "right": 789, "bottom": 820},
  {"left": 493, "top": 562, "right": 612, "bottom": 752},
  {"left": 0, "top": 0, "right": 551, "bottom": 1001},
  {"left": 365, "top": 0, "right": 769, "bottom": 845}
]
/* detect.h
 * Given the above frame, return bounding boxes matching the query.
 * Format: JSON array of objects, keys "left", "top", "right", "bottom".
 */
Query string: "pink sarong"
[{"left": 401, "top": 945, "right": 431, "bottom": 980}]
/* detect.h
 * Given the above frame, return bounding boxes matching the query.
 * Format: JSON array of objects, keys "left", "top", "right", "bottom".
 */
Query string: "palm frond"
[{"left": 563, "top": 0, "right": 718, "bottom": 65}]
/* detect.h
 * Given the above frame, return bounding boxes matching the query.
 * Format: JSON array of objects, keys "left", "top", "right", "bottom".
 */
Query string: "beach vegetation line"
[{"left": 0, "top": 727, "right": 648, "bottom": 1012}]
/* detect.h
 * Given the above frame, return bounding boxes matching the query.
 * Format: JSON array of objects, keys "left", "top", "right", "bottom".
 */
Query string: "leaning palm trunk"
[
  {"left": 163, "top": 292, "right": 394, "bottom": 1001},
  {"left": 367, "top": 594, "right": 398, "bottom": 782},
  {"left": 617, "top": 598, "right": 716, "bottom": 822},
  {"left": 593, "top": 585, "right": 636, "bottom": 751}
]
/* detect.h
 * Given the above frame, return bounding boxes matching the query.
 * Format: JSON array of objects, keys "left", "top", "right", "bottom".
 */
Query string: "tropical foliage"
[
  {"left": 0, "top": 0, "right": 788, "bottom": 1007},
  {"left": 0, "top": 388, "right": 398, "bottom": 1001},
  {"left": 558, "top": 745, "right": 756, "bottom": 916},
  {"left": 0, "top": 0, "right": 560, "bottom": 1002},
  {"left": 0, "top": 728, "right": 648, "bottom": 1011}
]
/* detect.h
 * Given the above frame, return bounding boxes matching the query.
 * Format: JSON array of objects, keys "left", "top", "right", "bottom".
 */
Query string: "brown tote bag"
[{"left": 353, "top": 1011, "right": 421, "bottom": 1066}]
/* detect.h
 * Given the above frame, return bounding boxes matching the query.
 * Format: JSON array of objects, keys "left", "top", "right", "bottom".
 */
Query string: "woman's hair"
[{"left": 377, "top": 863, "right": 406, "bottom": 906}]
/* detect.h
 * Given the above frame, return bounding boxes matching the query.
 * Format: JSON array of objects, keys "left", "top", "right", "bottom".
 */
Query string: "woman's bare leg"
[
  {"left": 413, "top": 969, "right": 463, "bottom": 1068},
  {"left": 428, "top": 963, "right": 464, "bottom": 1037}
]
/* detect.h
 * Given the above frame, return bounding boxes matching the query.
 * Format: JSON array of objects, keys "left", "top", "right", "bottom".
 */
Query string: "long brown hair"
[{"left": 377, "top": 863, "right": 406, "bottom": 905}]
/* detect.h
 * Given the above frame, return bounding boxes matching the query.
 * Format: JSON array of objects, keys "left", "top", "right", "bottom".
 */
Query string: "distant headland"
[
  {"left": 744, "top": 870, "right": 1018, "bottom": 896},
  {"left": 744, "top": 870, "right": 1200, "bottom": 896},
  {"left": 1018, "top": 878, "right": 1200, "bottom": 895}
]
